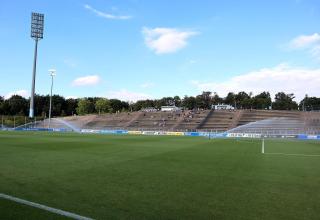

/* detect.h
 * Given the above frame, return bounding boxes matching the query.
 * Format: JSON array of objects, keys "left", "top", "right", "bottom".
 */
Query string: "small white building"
[
  {"left": 161, "top": 106, "right": 181, "bottom": 112},
  {"left": 141, "top": 107, "right": 158, "bottom": 112},
  {"left": 212, "top": 104, "right": 234, "bottom": 110}
]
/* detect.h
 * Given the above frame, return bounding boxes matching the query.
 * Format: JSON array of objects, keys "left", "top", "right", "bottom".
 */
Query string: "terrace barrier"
[{"left": 3, "top": 127, "right": 320, "bottom": 140}]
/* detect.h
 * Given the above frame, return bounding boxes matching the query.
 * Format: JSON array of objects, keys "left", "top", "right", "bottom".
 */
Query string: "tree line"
[{"left": 0, "top": 91, "right": 320, "bottom": 117}]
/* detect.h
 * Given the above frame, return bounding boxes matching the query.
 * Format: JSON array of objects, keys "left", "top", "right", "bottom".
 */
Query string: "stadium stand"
[
  {"left": 303, "top": 111, "right": 320, "bottom": 135},
  {"left": 61, "top": 112, "right": 141, "bottom": 130},
  {"left": 127, "top": 111, "right": 183, "bottom": 131},
  {"left": 175, "top": 110, "right": 210, "bottom": 131},
  {"left": 32, "top": 110, "right": 320, "bottom": 135},
  {"left": 227, "top": 110, "right": 320, "bottom": 135},
  {"left": 236, "top": 110, "right": 302, "bottom": 126},
  {"left": 227, "top": 118, "right": 306, "bottom": 135},
  {"left": 197, "top": 110, "right": 236, "bottom": 132},
  {"left": 25, "top": 118, "right": 75, "bottom": 131}
]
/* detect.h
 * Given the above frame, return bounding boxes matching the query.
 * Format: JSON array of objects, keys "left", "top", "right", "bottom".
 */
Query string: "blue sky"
[{"left": 0, "top": 0, "right": 320, "bottom": 101}]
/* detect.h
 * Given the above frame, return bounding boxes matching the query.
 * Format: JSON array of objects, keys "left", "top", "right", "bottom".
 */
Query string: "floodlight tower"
[
  {"left": 48, "top": 69, "right": 56, "bottom": 129},
  {"left": 29, "top": 12, "right": 44, "bottom": 118}
]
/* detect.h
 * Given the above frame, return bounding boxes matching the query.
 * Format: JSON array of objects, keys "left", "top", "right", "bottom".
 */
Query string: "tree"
[
  {"left": 65, "top": 98, "right": 78, "bottom": 115},
  {"left": 154, "top": 97, "right": 175, "bottom": 109},
  {"left": 76, "top": 98, "right": 94, "bottom": 115},
  {"left": 34, "top": 95, "right": 49, "bottom": 117},
  {"left": 299, "top": 95, "right": 320, "bottom": 111},
  {"left": 235, "top": 92, "right": 252, "bottom": 109},
  {"left": 224, "top": 92, "right": 236, "bottom": 107},
  {"left": 95, "top": 98, "right": 110, "bottom": 114},
  {"left": 109, "top": 99, "right": 124, "bottom": 113},
  {"left": 0, "top": 96, "right": 4, "bottom": 114},
  {"left": 1, "top": 91, "right": 315, "bottom": 117},
  {"left": 120, "top": 101, "right": 129, "bottom": 112},
  {"left": 130, "top": 100, "right": 155, "bottom": 111},
  {"left": 211, "top": 92, "right": 223, "bottom": 105},
  {"left": 173, "top": 96, "right": 181, "bottom": 107},
  {"left": 51, "top": 95, "right": 66, "bottom": 116},
  {"left": 272, "top": 92, "right": 298, "bottom": 110},
  {"left": 1, "top": 99, "right": 10, "bottom": 115},
  {"left": 7, "top": 95, "right": 28, "bottom": 115},
  {"left": 196, "top": 91, "right": 212, "bottom": 109},
  {"left": 131, "top": 100, "right": 144, "bottom": 111},
  {"left": 252, "top": 92, "right": 271, "bottom": 109},
  {"left": 182, "top": 96, "right": 197, "bottom": 110}
]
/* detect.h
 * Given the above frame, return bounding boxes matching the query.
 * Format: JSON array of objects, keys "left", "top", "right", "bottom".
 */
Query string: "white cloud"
[
  {"left": 84, "top": 4, "right": 132, "bottom": 20},
  {"left": 289, "top": 33, "right": 320, "bottom": 60},
  {"left": 72, "top": 75, "right": 101, "bottom": 86},
  {"left": 5, "top": 90, "right": 28, "bottom": 99},
  {"left": 106, "top": 89, "right": 152, "bottom": 102},
  {"left": 140, "top": 82, "right": 155, "bottom": 89},
  {"left": 191, "top": 64, "right": 320, "bottom": 101},
  {"left": 142, "top": 27, "right": 198, "bottom": 54},
  {"left": 310, "top": 45, "right": 320, "bottom": 60},
  {"left": 290, "top": 33, "right": 320, "bottom": 48}
]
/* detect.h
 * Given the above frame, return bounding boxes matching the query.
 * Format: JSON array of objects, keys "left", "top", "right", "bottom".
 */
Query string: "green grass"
[{"left": 0, "top": 131, "right": 320, "bottom": 220}]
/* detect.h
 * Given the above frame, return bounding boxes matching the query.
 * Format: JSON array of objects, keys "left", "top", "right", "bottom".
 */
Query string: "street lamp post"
[
  {"left": 48, "top": 69, "right": 56, "bottom": 129},
  {"left": 29, "top": 12, "right": 44, "bottom": 118}
]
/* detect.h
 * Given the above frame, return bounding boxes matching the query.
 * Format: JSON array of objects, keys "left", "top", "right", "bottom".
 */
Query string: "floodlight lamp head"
[
  {"left": 31, "top": 12, "right": 44, "bottom": 40},
  {"left": 48, "top": 69, "right": 56, "bottom": 76}
]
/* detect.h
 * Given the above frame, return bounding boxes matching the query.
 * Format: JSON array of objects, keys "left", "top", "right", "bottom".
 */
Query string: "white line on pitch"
[
  {"left": 0, "top": 193, "right": 94, "bottom": 220},
  {"left": 264, "top": 153, "right": 320, "bottom": 157}
]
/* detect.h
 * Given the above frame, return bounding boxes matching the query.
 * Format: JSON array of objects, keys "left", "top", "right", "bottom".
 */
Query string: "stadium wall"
[{"left": 3, "top": 128, "right": 320, "bottom": 140}]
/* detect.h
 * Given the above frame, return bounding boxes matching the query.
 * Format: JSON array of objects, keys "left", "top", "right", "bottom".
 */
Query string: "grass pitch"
[{"left": 0, "top": 131, "right": 320, "bottom": 219}]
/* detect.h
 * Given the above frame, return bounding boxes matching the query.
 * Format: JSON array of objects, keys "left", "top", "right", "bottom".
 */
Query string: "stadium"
[{"left": 1, "top": 1, "right": 320, "bottom": 220}]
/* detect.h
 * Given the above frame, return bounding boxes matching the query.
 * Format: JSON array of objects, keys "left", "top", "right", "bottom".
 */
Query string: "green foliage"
[
  {"left": 65, "top": 98, "right": 78, "bottom": 115},
  {"left": 252, "top": 92, "right": 272, "bottom": 109},
  {"left": 95, "top": 98, "right": 111, "bottom": 114},
  {"left": 131, "top": 100, "right": 155, "bottom": 111},
  {"left": 173, "top": 96, "right": 181, "bottom": 107},
  {"left": 109, "top": 99, "right": 124, "bottom": 113},
  {"left": 5, "top": 95, "right": 28, "bottom": 116},
  {"left": 196, "top": 91, "right": 212, "bottom": 109},
  {"left": 76, "top": 98, "right": 94, "bottom": 115},
  {"left": 235, "top": 91, "right": 252, "bottom": 109},
  {"left": 272, "top": 92, "right": 298, "bottom": 110},
  {"left": 182, "top": 96, "right": 197, "bottom": 110},
  {"left": 0, "top": 90, "right": 317, "bottom": 117},
  {"left": 224, "top": 92, "right": 236, "bottom": 106},
  {"left": 154, "top": 97, "right": 175, "bottom": 109},
  {"left": 299, "top": 95, "right": 320, "bottom": 111}
]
